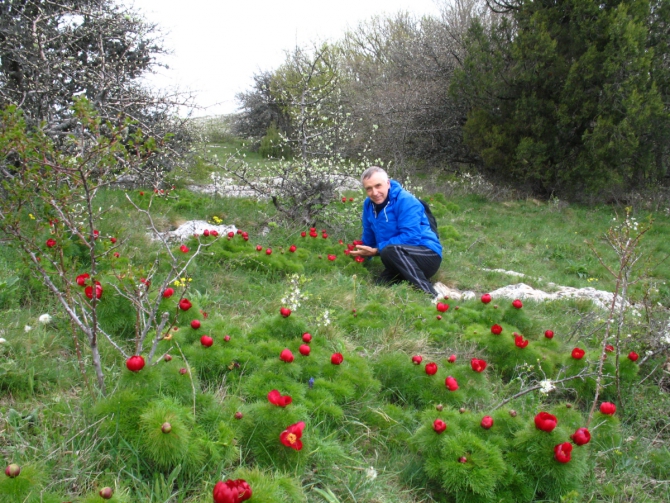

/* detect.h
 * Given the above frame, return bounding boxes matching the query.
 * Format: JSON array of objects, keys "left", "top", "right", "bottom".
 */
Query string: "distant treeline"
[{"left": 231, "top": 0, "right": 670, "bottom": 201}]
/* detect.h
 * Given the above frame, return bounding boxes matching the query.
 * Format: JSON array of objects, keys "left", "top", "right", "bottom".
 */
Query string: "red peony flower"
[
  {"left": 425, "top": 362, "right": 438, "bottom": 375},
  {"left": 46, "top": 238, "right": 56, "bottom": 248},
  {"left": 191, "top": 320, "right": 201, "bottom": 329},
  {"left": 180, "top": 245, "right": 189, "bottom": 253},
  {"left": 354, "top": 256, "right": 365, "bottom": 263},
  {"left": 110, "top": 237, "right": 117, "bottom": 244},
  {"left": 268, "top": 389, "right": 292, "bottom": 407},
  {"left": 299, "top": 344, "right": 310, "bottom": 356},
  {"left": 301, "top": 231, "right": 307, "bottom": 237},
  {"left": 445, "top": 376, "right": 459, "bottom": 391},
  {"left": 544, "top": 330, "right": 554, "bottom": 339},
  {"left": 302, "top": 332, "right": 312, "bottom": 343},
  {"left": 93, "top": 230, "right": 99, "bottom": 240},
  {"left": 491, "top": 324, "right": 503, "bottom": 335},
  {"left": 512, "top": 299, "right": 523, "bottom": 309},
  {"left": 481, "top": 293, "right": 491, "bottom": 304},
  {"left": 113, "top": 252, "right": 120, "bottom": 258},
  {"left": 213, "top": 479, "right": 253, "bottom": 503},
  {"left": 331, "top": 352, "right": 344, "bottom": 365},
  {"left": 200, "top": 335, "right": 213, "bottom": 347},
  {"left": 322, "top": 233, "right": 328, "bottom": 239},
  {"left": 433, "top": 419, "right": 447, "bottom": 433},
  {"left": 210, "top": 230, "right": 219, "bottom": 237},
  {"left": 436, "top": 302, "right": 449, "bottom": 313},
  {"left": 280, "top": 421, "right": 305, "bottom": 450},
  {"left": 571, "top": 427, "right": 591, "bottom": 446},
  {"left": 412, "top": 355, "right": 423, "bottom": 365},
  {"left": 85, "top": 282, "right": 103, "bottom": 300},
  {"left": 353, "top": 240, "right": 363, "bottom": 245},
  {"left": 571, "top": 347, "right": 585, "bottom": 359},
  {"left": 628, "top": 351, "right": 639, "bottom": 362},
  {"left": 534, "top": 411, "right": 557, "bottom": 432},
  {"left": 162, "top": 288, "right": 174, "bottom": 298},
  {"left": 280, "top": 349, "right": 294, "bottom": 363},
  {"left": 280, "top": 307, "right": 291, "bottom": 318},
  {"left": 447, "top": 354, "right": 457, "bottom": 363},
  {"left": 470, "top": 358, "right": 487, "bottom": 372},
  {"left": 605, "top": 344, "right": 614, "bottom": 352},
  {"left": 126, "top": 355, "right": 145, "bottom": 372},
  {"left": 342, "top": 197, "right": 347, "bottom": 203},
  {"left": 76, "top": 273, "right": 90, "bottom": 287},
  {"left": 227, "top": 231, "right": 234, "bottom": 238},
  {"left": 514, "top": 334, "right": 529, "bottom": 348},
  {"left": 481, "top": 416, "right": 494, "bottom": 429},
  {"left": 289, "top": 245, "right": 297, "bottom": 252},
  {"left": 600, "top": 402, "right": 616, "bottom": 415},
  {"left": 265, "top": 248, "right": 272, "bottom": 255},
  {"left": 256, "top": 245, "right": 262, "bottom": 251},
  {"left": 327, "top": 254, "right": 336, "bottom": 261},
  {"left": 179, "top": 298, "right": 192, "bottom": 311},
  {"left": 554, "top": 442, "right": 572, "bottom": 463}
]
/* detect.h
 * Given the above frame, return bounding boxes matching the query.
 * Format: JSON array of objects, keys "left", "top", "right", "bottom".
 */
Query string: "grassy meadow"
[{"left": 0, "top": 143, "right": 669, "bottom": 503}]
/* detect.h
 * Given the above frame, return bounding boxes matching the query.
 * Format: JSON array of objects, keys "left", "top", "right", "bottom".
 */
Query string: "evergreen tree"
[{"left": 453, "top": 0, "right": 670, "bottom": 197}]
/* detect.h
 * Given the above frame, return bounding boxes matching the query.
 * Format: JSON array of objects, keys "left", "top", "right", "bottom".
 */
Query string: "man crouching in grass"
[{"left": 350, "top": 166, "right": 443, "bottom": 300}]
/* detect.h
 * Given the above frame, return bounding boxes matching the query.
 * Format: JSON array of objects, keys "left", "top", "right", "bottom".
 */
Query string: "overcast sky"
[{"left": 123, "top": 0, "right": 443, "bottom": 117}]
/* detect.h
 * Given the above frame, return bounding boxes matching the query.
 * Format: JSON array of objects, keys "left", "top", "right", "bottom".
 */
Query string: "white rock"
[{"left": 154, "top": 220, "right": 237, "bottom": 242}]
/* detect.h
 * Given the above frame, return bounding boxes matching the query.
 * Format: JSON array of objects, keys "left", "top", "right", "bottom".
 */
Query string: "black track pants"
[{"left": 378, "top": 245, "right": 441, "bottom": 296}]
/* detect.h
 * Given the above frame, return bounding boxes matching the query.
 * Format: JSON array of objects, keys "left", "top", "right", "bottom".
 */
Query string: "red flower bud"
[
  {"left": 445, "top": 376, "right": 459, "bottom": 391},
  {"left": 571, "top": 347, "right": 585, "bottom": 359},
  {"left": 534, "top": 411, "right": 557, "bottom": 432},
  {"left": 600, "top": 402, "right": 616, "bottom": 415},
  {"left": 481, "top": 415, "right": 494, "bottom": 429},
  {"left": 280, "top": 349, "right": 294, "bottom": 363},
  {"left": 571, "top": 427, "right": 591, "bottom": 446},
  {"left": 433, "top": 419, "right": 447, "bottom": 433}
]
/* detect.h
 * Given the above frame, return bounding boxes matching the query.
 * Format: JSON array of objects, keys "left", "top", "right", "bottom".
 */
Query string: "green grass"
[{"left": 1, "top": 155, "right": 669, "bottom": 502}]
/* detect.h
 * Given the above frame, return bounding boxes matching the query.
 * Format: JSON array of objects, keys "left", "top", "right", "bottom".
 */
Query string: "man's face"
[{"left": 363, "top": 172, "right": 390, "bottom": 204}]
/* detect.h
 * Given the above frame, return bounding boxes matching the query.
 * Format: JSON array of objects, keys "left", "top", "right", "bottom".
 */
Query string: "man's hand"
[{"left": 350, "top": 245, "right": 378, "bottom": 257}]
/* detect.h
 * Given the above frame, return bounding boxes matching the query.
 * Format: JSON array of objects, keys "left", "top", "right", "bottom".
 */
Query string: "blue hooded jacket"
[{"left": 361, "top": 180, "right": 442, "bottom": 257}]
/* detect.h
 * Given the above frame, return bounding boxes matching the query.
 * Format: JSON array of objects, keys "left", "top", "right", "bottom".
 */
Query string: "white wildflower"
[
  {"left": 38, "top": 313, "right": 52, "bottom": 324},
  {"left": 365, "top": 466, "right": 378, "bottom": 480},
  {"left": 24, "top": 325, "right": 33, "bottom": 332},
  {"left": 539, "top": 380, "right": 555, "bottom": 395},
  {"left": 0, "top": 338, "right": 6, "bottom": 344},
  {"left": 317, "top": 309, "right": 331, "bottom": 327}
]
